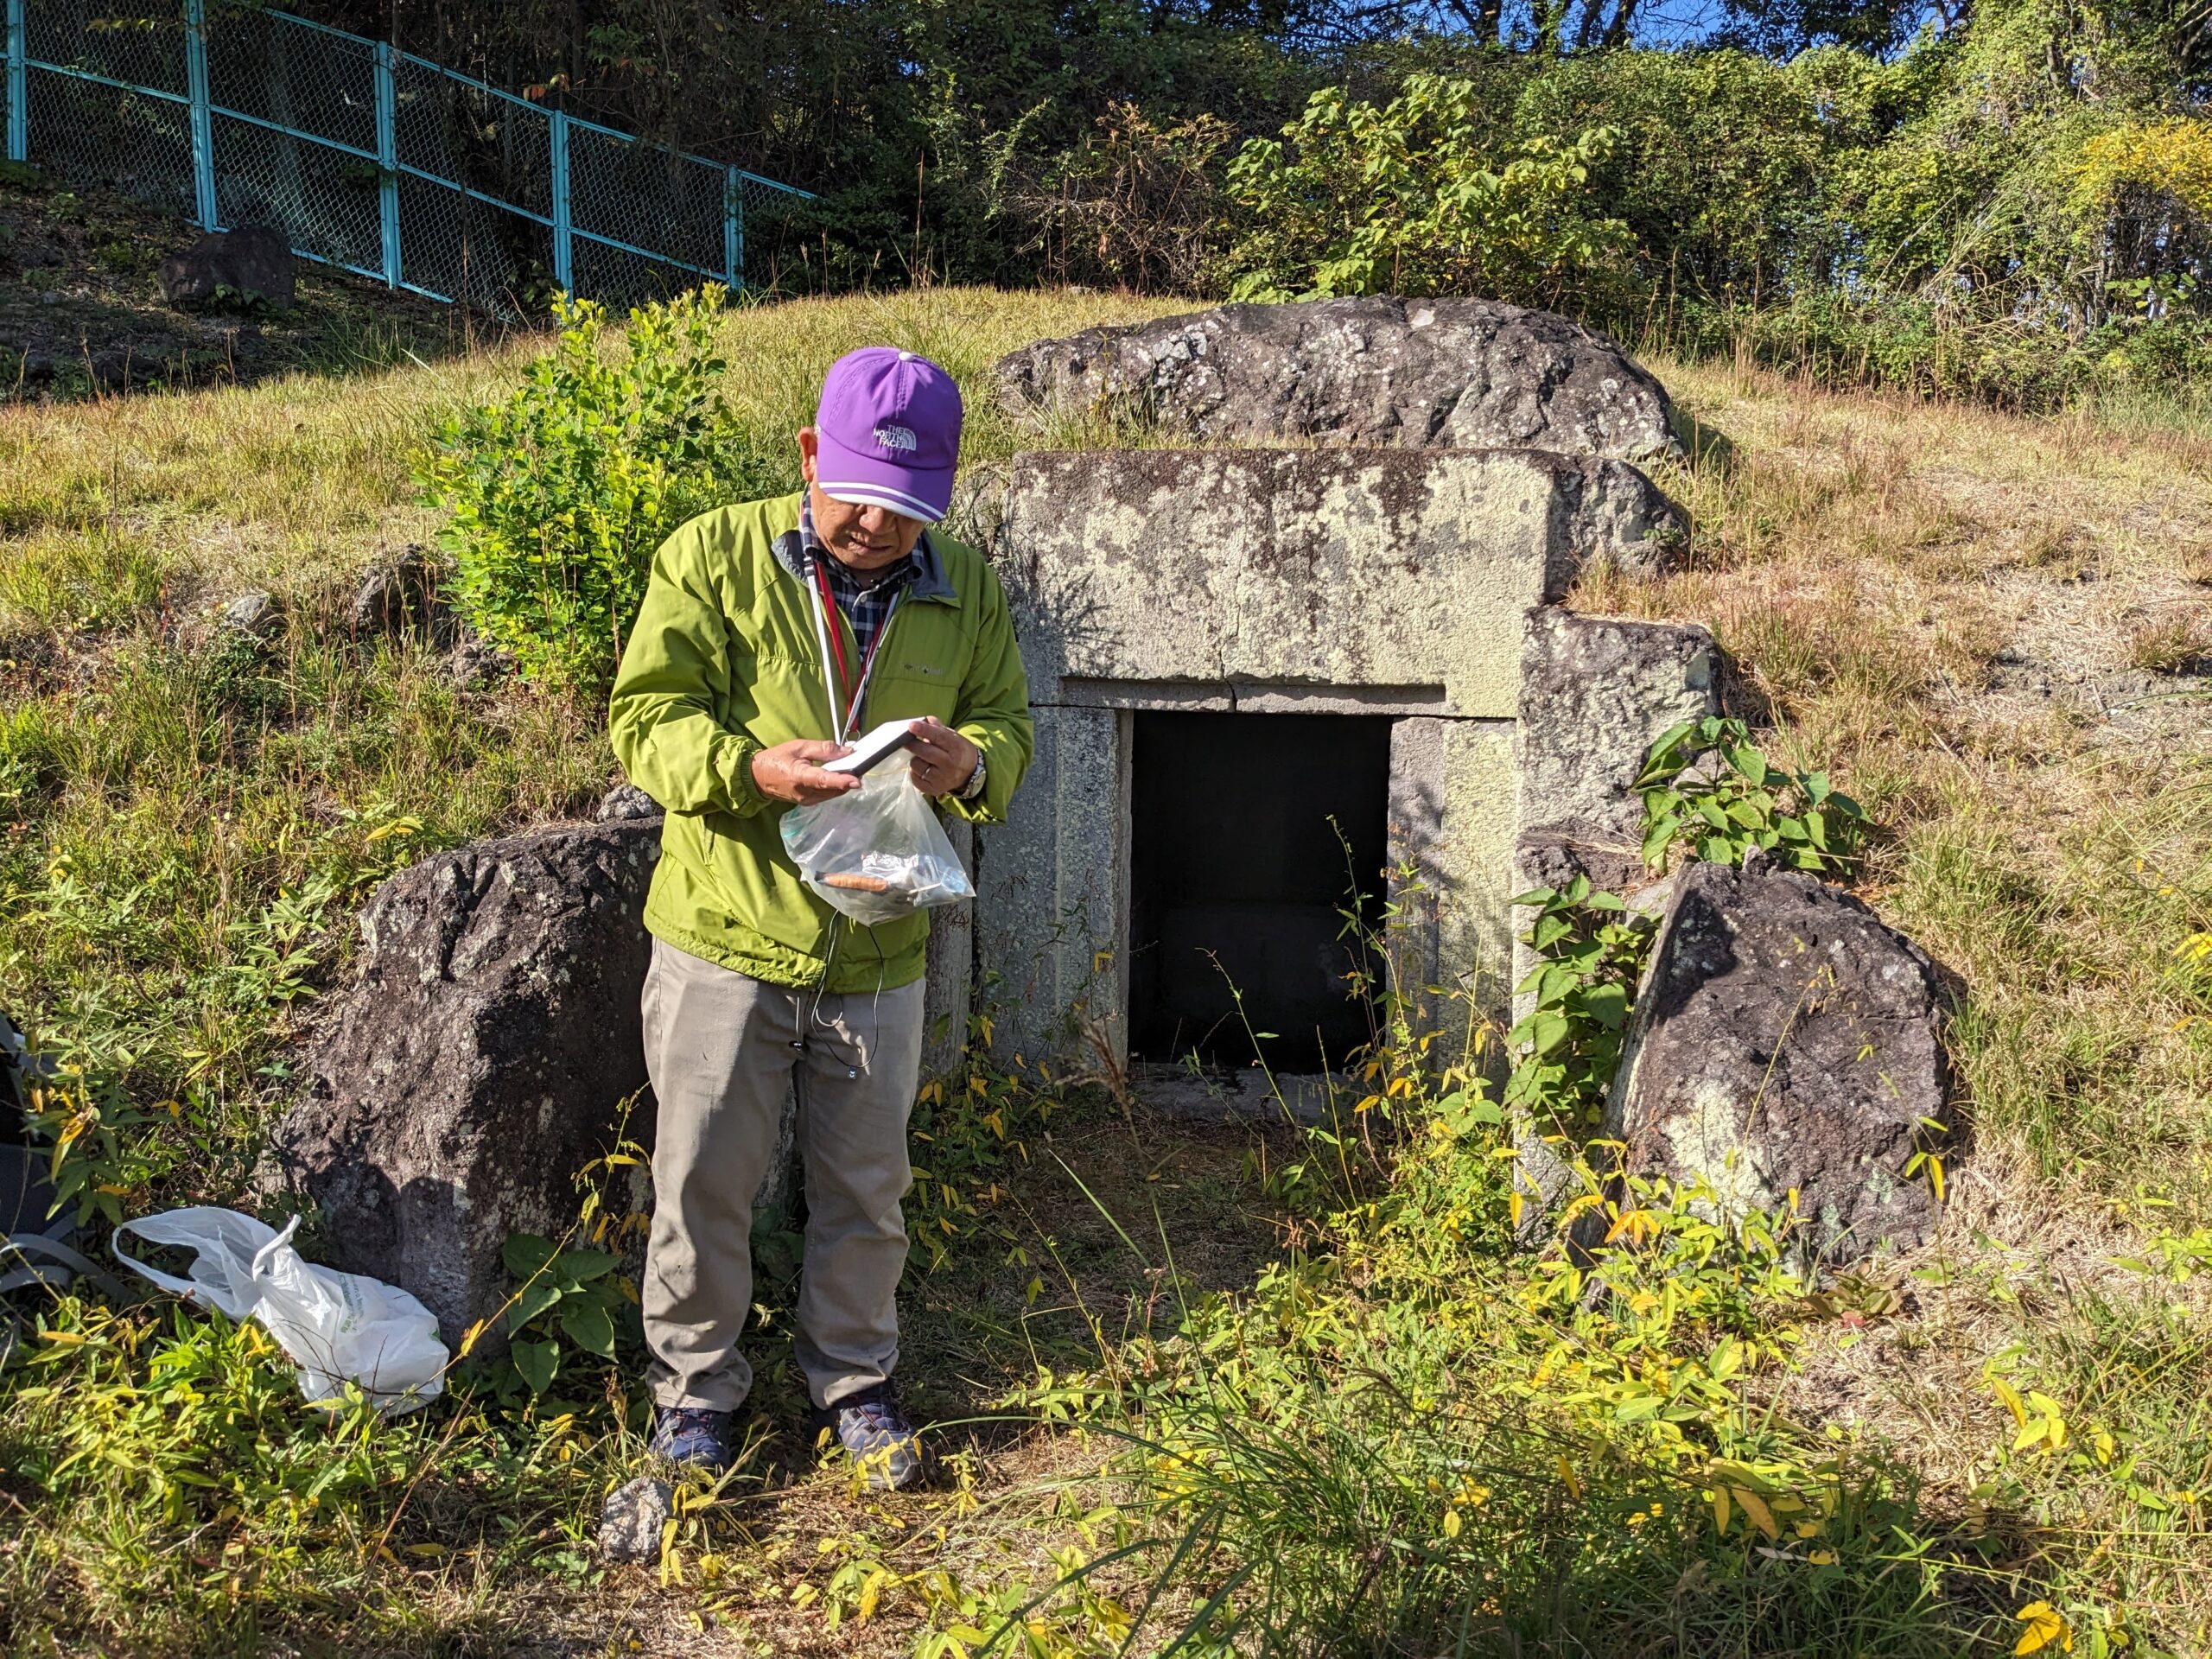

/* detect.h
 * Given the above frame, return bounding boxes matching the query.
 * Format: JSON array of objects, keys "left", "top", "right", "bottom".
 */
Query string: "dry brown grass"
[{"left": 1582, "top": 359, "right": 2212, "bottom": 1648}]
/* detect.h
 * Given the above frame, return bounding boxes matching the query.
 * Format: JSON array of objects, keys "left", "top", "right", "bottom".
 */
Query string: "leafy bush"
[
  {"left": 1503, "top": 876, "right": 1653, "bottom": 1130},
  {"left": 419, "top": 289, "right": 773, "bottom": 689},
  {"left": 485, "top": 1231, "right": 635, "bottom": 1397},
  {"left": 1224, "top": 76, "right": 1630, "bottom": 308},
  {"left": 1637, "top": 715, "right": 1867, "bottom": 876}
]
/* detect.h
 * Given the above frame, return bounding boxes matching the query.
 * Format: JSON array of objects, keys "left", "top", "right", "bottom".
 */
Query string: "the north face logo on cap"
[{"left": 873, "top": 423, "right": 917, "bottom": 453}]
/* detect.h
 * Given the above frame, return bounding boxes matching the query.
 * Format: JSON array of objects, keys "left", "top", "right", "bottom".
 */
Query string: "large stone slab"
[
  {"left": 995, "top": 297, "right": 1681, "bottom": 464},
  {"left": 1605, "top": 858, "right": 1952, "bottom": 1266},
  {"left": 997, "top": 448, "right": 1679, "bottom": 716},
  {"left": 270, "top": 820, "right": 668, "bottom": 1345},
  {"left": 1504, "top": 611, "right": 1724, "bottom": 1229},
  {"left": 157, "top": 225, "right": 296, "bottom": 311}
]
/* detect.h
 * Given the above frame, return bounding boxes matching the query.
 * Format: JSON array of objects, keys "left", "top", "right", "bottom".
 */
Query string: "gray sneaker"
[
  {"left": 649, "top": 1405, "right": 734, "bottom": 1474},
  {"left": 811, "top": 1382, "right": 923, "bottom": 1491}
]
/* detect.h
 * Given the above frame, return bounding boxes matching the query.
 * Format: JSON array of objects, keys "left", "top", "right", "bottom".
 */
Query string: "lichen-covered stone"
[
  {"left": 997, "top": 448, "right": 1681, "bottom": 714},
  {"left": 595, "top": 782, "right": 660, "bottom": 822},
  {"left": 995, "top": 296, "right": 1681, "bottom": 463},
  {"left": 221, "top": 589, "right": 281, "bottom": 639},
  {"left": 1514, "top": 608, "right": 1722, "bottom": 905},
  {"left": 349, "top": 546, "right": 452, "bottom": 645},
  {"left": 600, "top": 1474, "right": 674, "bottom": 1564},
  {"left": 1606, "top": 858, "right": 1953, "bottom": 1266}
]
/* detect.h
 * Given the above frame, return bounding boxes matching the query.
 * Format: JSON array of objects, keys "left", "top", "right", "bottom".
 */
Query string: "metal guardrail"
[{"left": 1, "top": 0, "right": 814, "bottom": 310}]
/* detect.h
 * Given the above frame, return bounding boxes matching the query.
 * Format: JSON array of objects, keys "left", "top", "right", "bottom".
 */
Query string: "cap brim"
[{"left": 814, "top": 428, "right": 952, "bottom": 524}]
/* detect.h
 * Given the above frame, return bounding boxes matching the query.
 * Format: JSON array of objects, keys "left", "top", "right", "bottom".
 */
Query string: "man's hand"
[
  {"left": 906, "top": 717, "right": 982, "bottom": 798},
  {"left": 752, "top": 739, "right": 861, "bottom": 805}
]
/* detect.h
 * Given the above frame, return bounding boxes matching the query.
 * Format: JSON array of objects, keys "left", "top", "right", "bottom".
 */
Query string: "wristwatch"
[{"left": 959, "top": 751, "right": 988, "bottom": 800}]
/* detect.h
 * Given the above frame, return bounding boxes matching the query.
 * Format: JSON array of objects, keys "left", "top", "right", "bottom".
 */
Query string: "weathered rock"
[
  {"left": 1605, "top": 858, "right": 1953, "bottom": 1266},
  {"left": 995, "top": 296, "right": 1681, "bottom": 463},
  {"left": 1514, "top": 608, "right": 1723, "bottom": 904},
  {"left": 997, "top": 448, "right": 1683, "bottom": 685},
  {"left": 595, "top": 782, "right": 660, "bottom": 823},
  {"left": 600, "top": 1474, "right": 674, "bottom": 1564},
  {"left": 350, "top": 547, "right": 452, "bottom": 645},
  {"left": 221, "top": 589, "right": 281, "bottom": 639},
  {"left": 446, "top": 634, "right": 513, "bottom": 690},
  {"left": 268, "top": 819, "right": 664, "bottom": 1346},
  {"left": 157, "top": 225, "right": 296, "bottom": 311}
]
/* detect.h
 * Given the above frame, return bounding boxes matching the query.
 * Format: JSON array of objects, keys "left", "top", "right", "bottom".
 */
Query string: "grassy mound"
[{"left": 0, "top": 288, "right": 2208, "bottom": 1656}]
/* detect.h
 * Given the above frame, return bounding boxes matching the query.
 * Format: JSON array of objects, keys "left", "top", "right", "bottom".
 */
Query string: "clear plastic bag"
[
  {"left": 780, "top": 755, "right": 976, "bottom": 925},
  {"left": 113, "top": 1208, "right": 448, "bottom": 1417}
]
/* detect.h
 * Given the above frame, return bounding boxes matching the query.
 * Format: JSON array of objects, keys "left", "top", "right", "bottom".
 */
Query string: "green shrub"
[
  {"left": 1224, "top": 75, "right": 1631, "bottom": 309},
  {"left": 1637, "top": 715, "right": 1867, "bottom": 877},
  {"left": 419, "top": 289, "right": 774, "bottom": 689}
]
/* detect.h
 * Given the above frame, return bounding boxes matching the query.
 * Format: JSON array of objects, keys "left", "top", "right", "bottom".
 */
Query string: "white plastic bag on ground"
[
  {"left": 781, "top": 756, "right": 976, "bottom": 925},
  {"left": 114, "top": 1207, "right": 448, "bottom": 1417}
]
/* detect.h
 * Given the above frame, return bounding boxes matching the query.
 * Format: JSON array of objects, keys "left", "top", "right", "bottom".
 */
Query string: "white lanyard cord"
[
  {"left": 805, "top": 557, "right": 902, "bottom": 747},
  {"left": 805, "top": 560, "right": 842, "bottom": 741}
]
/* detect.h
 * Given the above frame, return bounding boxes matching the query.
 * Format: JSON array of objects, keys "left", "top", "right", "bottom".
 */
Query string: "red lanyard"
[{"left": 810, "top": 556, "right": 899, "bottom": 743}]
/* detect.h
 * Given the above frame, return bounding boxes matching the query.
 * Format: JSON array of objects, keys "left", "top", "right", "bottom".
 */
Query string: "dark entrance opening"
[{"left": 1128, "top": 711, "right": 1392, "bottom": 1073}]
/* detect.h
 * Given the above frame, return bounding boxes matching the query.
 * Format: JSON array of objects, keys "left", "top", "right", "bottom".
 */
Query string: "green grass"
[
  {"left": 1, "top": 294, "right": 2209, "bottom": 1656},
  {"left": 0, "top": 285, "right": 1177, "bottom": 1125}
]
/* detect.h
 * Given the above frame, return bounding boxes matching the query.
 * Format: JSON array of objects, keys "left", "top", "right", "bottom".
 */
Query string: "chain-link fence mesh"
[
  {"left": 396, "top": 170, "right": 531, "bottom": 313},
  {"left": 22, "top": 0, "right": 194, "bottom": 223},
  {"left": 392, "top": 59, "right": 552, "bottom": 222},
  {"left": 27, "top": 73, "right": 193, "bottom": 219},
  {"left": 207, "top": 11, "right": 375, "bottom": 156},
  {"left": 29, "top": 0, "right": 186, "bottom": 94},
  {"left": 10, "top": 0, "right": 810, "bottom": 312},
  {"left": 213, "top": 111, "right": 381, "bottom": 276},
  {"left": 736, "top": 170, "right": 814, "bottom": 293},
  {"left": 568, "top": 120, "right": 723, "bottom": 289},
  {"left": 570, "top": 235, "right": 701, "bottom": 310}
]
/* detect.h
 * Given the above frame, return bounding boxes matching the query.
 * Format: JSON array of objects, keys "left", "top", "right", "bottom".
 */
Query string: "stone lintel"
[
  {"left": 1001, "top": 448, "right": 1669, "bottom": 721},
  {"left": 1051, "top": 678, "right": 1452, "bottom": 716}
]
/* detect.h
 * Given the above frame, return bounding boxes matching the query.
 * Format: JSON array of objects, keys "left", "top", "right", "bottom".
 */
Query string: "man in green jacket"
[{"left": 609, "top": 347, "right": 1032, "bottom": 1486}]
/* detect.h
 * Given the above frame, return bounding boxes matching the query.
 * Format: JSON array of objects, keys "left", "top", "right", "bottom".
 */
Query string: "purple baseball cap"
[{"left": 812, "top": 346, "right": 963, "bottom": 524}]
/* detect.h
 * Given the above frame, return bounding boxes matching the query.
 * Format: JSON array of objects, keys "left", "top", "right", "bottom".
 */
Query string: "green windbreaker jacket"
[{"left": 608, "top": 492, "right": 1033, "bottom": 992}]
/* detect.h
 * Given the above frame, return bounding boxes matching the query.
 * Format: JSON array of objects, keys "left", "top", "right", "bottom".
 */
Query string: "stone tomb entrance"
[
  {"left": 950, "top": 445, "right": 1716, "bottom": 1108},
  {"left": 1128, "top": 709, "right": 1392, "bottom": 1073}
]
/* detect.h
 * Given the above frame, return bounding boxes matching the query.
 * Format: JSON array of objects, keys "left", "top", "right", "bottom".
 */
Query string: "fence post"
[
  {"left": 372, "top": 41, "right": 399, "bottom": 287},
  {"left": 182, "top": 0, "right": 217, "bottom": 229},
  {"left": 724, "top": 166, "right": 742, "bottom": 295},
  {"left": 5, "top": 0, "right": 25, "bottom": 166},
  {"left": 548, "top": 107, "right": 572, "bottom": 296}
]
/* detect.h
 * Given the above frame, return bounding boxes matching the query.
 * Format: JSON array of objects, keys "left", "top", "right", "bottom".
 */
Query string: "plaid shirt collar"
[{"left": 800, "top": 493, "right": 920, "bottom": 661}]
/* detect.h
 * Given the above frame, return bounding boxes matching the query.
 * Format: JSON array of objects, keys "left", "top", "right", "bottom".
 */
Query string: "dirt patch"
[{"left": 0, "top": 163, "right": 474, "bottom": 400}]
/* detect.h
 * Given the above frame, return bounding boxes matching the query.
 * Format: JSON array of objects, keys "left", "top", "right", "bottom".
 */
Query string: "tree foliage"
[
  {"left": 1223, "top": 76, "right": 1630, "bottom": 305},
  {"left": 300, "top": 0, "right": 2212, "bottom": 407}
]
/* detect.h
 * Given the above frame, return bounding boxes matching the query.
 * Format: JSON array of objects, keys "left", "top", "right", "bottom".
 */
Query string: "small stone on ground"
[{"left": 599, "top": 1474, "right": 673, "bottom": 1565}]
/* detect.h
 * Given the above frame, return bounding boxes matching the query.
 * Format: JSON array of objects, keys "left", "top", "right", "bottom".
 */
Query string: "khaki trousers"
[{"left": 639, "top": 936, "right": 924, "bottom": 1413}]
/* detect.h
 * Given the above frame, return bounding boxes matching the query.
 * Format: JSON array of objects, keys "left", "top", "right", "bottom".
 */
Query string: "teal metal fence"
[{"left": 1, "top": 0, "right": 813, "bottom": 310}]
